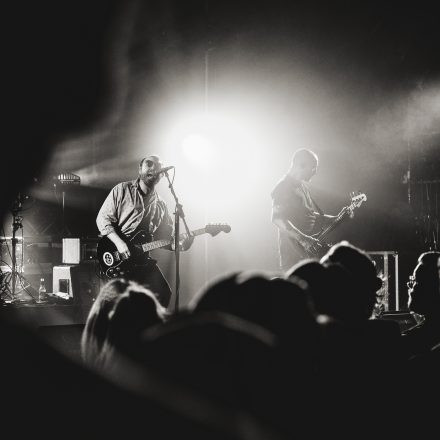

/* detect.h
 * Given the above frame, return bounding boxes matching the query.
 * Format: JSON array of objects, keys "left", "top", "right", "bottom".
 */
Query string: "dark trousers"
[{"left": 131, "top": 261, "right": 172, "bottom": 308}]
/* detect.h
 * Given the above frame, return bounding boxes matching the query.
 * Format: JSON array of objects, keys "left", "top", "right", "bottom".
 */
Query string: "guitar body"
[
  {"left": 287, "top": 191, "right": 367, "bottom": 261},
  {"left": 301, "top": 238, "right": 331, "bottom": 259},
  {"left": 97, "top": 223, "right": 231, "bottom": 279},
  {"left": 289, "top": 235, "right": 331, "bottom": 260},
  {"left": 97, "top": 229, "right": 153, "bottom": 279}
]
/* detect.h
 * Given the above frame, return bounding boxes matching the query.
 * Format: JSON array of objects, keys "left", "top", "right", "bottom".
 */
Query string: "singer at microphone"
[{"left": 96, "top": 155, "right": 192, "bottom": 309}]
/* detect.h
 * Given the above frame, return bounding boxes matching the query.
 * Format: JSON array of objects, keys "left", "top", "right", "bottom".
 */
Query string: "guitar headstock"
[
  {"left": 349, "top": 191, "right": 367, "bottom": 209},
  {"left": 205, "top": 223, "right": 231, "bottom": 236}
]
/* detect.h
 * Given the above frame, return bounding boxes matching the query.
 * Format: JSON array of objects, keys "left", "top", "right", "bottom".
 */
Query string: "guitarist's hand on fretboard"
[
  {"left": 170, "top": 233, "right": 195, "bottom": 251},
  {"left": 181, "top": 234, "right": 194, "bottom": 251}
]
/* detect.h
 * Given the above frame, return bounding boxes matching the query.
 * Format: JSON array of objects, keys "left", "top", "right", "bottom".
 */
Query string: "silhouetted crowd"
[{"left": 76, "top": 242, "right": 440, "bottom": 437}]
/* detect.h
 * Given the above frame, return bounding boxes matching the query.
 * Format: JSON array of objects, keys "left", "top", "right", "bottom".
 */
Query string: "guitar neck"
[
  {"left": 316, "top": 208, "right": 349, "bottom": 240},
  {"left": 315, "top": 194, "right": 366, "bottom": 241},
  {"left": 141, "top": 228, "right": 207, "bottom": 253}
]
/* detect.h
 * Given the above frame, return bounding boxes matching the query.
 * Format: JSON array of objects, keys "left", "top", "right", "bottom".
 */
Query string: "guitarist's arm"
[
  {"left": 155, "top": 202, "right": 194, "bottom": 252},
  {"left": 272, "top": 217, "right": 320, "bottom": 251},
  {"left": 271, "top": 182, "right": 319, "bottom": 251},
  {"left": 96, "top": 184, "right": 130, "bottom": 257},
  {"left": 106, "top": 232, "right": 130, "bottom": 257},
  {"left": 315, "top": 212, "right": 338, "bottom": 229}
]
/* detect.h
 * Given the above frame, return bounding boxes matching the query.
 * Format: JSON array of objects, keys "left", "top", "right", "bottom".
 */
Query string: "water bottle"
[{"left": 38, "top": 277, "right": 47, "bottom": 303}]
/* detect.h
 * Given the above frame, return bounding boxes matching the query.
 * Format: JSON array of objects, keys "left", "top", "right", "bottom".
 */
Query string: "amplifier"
[
  {"left": 53, "top": 261, "right": 99, "bottom": 311},
  {"left": 62, "top": 238, "right": 98, "bottom": 264}
]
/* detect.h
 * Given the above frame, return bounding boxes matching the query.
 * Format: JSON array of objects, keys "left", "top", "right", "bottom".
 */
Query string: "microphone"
[{"left": 153, "top": 165, "right": 174, "bottom": 176}]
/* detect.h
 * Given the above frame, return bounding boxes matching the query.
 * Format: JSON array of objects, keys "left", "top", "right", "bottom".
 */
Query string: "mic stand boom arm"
[{"left": 163, "top": 170, "right": 192, "bottom": 311}]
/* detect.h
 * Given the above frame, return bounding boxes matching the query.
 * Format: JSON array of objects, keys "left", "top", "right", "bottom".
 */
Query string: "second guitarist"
[
  {"left": 271, "top": 148, "right": 339, "bottom": 271},
  {"left": 96, "top": 155, "right": 194, "bottom": 308}
]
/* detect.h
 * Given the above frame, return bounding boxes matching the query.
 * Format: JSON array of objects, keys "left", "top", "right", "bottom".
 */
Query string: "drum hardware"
[{"left": 0, "top": 194, "right": 37, "bottom": 305}]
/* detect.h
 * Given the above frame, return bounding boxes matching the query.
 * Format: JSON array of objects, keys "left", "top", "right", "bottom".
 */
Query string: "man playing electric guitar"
[
  {"left": 271, "top": 148, "right": 358, "bottom": 271},
  {"left": 96, "top": 155, "right": 194, "bottom": 308}
]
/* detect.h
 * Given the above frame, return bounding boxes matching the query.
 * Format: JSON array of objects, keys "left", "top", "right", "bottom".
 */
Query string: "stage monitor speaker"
[
  {"left": 53, "top": 262, "right": 99, "bottom": 311},
  {"left": 53, "top": 265, "right": 77, "bottom": 299}
]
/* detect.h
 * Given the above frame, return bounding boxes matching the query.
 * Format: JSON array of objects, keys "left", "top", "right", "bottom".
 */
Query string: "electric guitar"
[
  {"left": 97, "top": 223, "right": 231, "bottom": 278},
  {"left": 289, "top": 191, "right": 367, "bottom": 259}
]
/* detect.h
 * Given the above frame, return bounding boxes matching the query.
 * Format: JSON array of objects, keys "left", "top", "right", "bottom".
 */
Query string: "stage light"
[{"left": 182, "top": 133, "right": 214, "bottom": 168}]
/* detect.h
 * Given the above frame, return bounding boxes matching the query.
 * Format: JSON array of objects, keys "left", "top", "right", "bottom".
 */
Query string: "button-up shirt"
[{"left": 96, "top": 178, "right": 173, "bottom": 239}]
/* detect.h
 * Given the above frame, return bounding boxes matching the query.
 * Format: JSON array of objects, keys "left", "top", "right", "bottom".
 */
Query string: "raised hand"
[
  {"left": 348, "top": 205, "right": 355, "bottom": 219},
  {"left": 171, "top": 233, "right": 195, "bottom": 251}
]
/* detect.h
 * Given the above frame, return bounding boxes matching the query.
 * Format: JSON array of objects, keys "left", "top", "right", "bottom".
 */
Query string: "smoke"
[{"left": 362, "top": 81, "right": 440, "bottom": 155}]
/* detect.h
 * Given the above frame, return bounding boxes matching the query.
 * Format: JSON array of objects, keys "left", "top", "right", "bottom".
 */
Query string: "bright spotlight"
[{"left": 182, "top": 133, "right": 214, "bottom": 168}]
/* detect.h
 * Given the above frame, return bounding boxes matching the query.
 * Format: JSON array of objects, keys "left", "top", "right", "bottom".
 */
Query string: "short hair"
[
  {"left": 291, "top": 148, "right": 318, "bottom": 168},
  {"left": 418, "top": 251, "right": 440, "bottom": 268},
  {"left": 321, "top": 241, "right": 382, "bottom": 290},
  {"left": 414, "top": 251, "right": 440, "bottom": 287},
  {"left": 139, "top": 155, "right": 161, "bottom": 169},
  {"left": 320, "top": 241, "right": 382, "bottom": 319},
  {"left": 408, "top": 251, "right": 440, "bottom": 316}
]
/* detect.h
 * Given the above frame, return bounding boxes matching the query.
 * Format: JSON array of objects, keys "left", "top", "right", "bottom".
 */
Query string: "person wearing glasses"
[
  {"left": 403, "top": 251, "right": 440, "bottom": 357},
  {"left": 96, "top": 155, "right": 193, "bottom": 308}
]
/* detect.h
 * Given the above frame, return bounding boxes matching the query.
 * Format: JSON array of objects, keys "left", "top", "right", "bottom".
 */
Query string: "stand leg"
[
  {"left": 6, "top": 197, "right": 36, "bottom": 304},
  {"left": 174, "top": 210, "right": 180, "bottom": 311}
]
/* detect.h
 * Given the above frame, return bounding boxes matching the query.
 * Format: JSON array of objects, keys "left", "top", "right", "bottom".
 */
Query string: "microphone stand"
[{"left": 163, "top": 170, "right": 192, "bottom": 311}]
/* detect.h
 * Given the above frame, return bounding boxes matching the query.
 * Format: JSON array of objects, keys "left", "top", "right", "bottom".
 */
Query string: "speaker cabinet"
[
  {"left": 53, "top": 265, "right": 77, "bottom": 299},
  {"left": 52, "top": 261, "right": 99, "bottom": 311}
]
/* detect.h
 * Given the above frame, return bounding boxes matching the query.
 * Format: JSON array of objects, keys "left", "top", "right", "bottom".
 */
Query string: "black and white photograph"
[{"left": 2, "top": 0, "right": 440, "bottom": 437}]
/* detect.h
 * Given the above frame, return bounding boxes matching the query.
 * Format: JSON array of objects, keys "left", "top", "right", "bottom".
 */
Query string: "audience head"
[
  {"left": 107, "top": 287, "right": 166, "bottom": 342},
  {"left": 320, "top": 241, "right": 382, "bottom": 320},
  {"left": 407, "top": 251, "right": 440, "bottom": 317},
  {"left": 189, "top": 271, "right": 319, "bottom": 354},
  {"left": 81, "top": 278, "right": 166, "bottom": 366},
  {"left": 286, "top": 259, "right": 326, "bottom": 295},
  {"left": 288, "top": 258, "right": 362, "bottom": 323}
]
